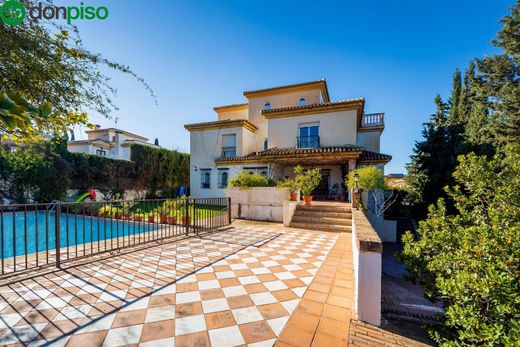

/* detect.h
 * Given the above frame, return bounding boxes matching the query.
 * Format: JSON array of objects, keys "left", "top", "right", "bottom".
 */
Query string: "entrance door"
[{"left": 314, "top": 170, "right": 331, "bottom": 200}]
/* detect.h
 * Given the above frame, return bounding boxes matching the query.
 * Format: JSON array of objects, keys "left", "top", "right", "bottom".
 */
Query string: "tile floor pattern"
[{"left": 0, "top": 222, "right": 338, "bottom": 346}]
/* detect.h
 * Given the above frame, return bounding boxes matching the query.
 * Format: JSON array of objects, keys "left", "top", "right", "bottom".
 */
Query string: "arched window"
[
  {"left": 201, "top": 169, "right": 211, "bottom": 189},
  {"left": 264, "top": 102, "right": 271, "bottom": 110},
  {"left": 263, "top": 138, "right": 268, "bottom": 151},
  {"left": 298, "top": 98, "right": 306, "bottom": 107},
  {"left": 221, "top": 172, "right": 228, "bottom": 187}
]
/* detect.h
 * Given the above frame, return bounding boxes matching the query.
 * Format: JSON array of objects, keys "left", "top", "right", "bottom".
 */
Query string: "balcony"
[
  {"left": 221, "top": 146, "right": 236, "bottom": 158},
  {"left": 297, "top": 136, "right": 320, "bottom": 148},
  {"left": 361, "top": 113, "right": 385, "bottom": 128}
]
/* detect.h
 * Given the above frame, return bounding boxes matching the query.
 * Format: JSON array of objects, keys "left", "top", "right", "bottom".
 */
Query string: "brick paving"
[{"left": 0, "top": 220, "right": 431, "bottom": 346}]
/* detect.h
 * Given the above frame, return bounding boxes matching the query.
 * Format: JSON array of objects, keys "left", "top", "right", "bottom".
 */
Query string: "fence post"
[
  {"left": 228, "top": 197, "right": 231, "bottom": 225},
  {"left": 55, "top": 203, "right": 61, "bottom": 268},
  {"left": 185, "top": 197, "right": 190, "bottom": 235}
]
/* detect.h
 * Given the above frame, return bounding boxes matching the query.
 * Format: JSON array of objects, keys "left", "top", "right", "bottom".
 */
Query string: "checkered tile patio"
[{"left": 0, "top": 220, "right": 340, "bottom": 346}]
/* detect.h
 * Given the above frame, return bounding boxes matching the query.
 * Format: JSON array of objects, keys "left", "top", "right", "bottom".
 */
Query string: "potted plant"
[
  {"left": 180, "top": 206, "right": 191, "bottom": 226},
  {"left": 147, "top": 213, "right": 155, "bottom": 223},
  {"left": 167, "top": 214, "right": 177, "bottom": 225},
  {"left": 132, "top": 209, "right": 144, "bottom": 222},
  {"left": 158, "top": 205, "right": 168, "bottom": 224},
  {"left": 294, "top": 165, "right": 322, "bottom": 205},
  {"left": 277, "top": 178, "right": 298, "bottom": 201}
]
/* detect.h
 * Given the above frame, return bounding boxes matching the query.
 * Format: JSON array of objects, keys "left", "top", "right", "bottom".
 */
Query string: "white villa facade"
[
  {"left": 185, "top": 79, "right": 391, "bottom": 199},
  {"left": 67, "top": 127, "right": 159, "bottom": 161}
]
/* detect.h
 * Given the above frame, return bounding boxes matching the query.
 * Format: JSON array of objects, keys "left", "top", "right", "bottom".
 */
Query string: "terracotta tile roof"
[
  {"left": 184, "top": 119, "right": 258, "bottom": 132},
  {"left": 243, "top": 79, "right": 330, "bottom": 102},
  {"left": 213, "top": 103, "right": 248, "bottom": 112},
  {"left": 261, "top": 98, "right": 365, "bottom": 116},
  {"left": 85, "top": 128, "right": 148, "bottom": 141},
  {"left": 216, "top": 145, "right": 391, "bottom": 164},
  {"left": 216, "top": 145, "right": 364, "bottom": 162},
  {"left": 360, "top": 150, "right": 392, "bottom": 162}
]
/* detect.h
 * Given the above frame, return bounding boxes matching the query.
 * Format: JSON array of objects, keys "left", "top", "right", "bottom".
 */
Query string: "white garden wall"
[{"left": 227, "top": 187, "right": 292, "bottom": 222}]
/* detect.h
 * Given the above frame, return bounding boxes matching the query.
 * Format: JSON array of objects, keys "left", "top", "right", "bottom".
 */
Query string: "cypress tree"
[{"left": 448, "top": 69, "right": 462, "bottom": 124}]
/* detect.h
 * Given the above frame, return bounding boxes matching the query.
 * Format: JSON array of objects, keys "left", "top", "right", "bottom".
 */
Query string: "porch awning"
[{"left": 215, "top": 145, "right": 391, "bottom": 166}]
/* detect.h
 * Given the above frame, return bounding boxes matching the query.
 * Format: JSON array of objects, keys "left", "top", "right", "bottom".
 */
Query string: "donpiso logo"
[
  {"left": 0, "top": 0, "right": 109, "bottom": 26},
  {"left": 0, "top": 0, "right": 26, "bottom": 26}
]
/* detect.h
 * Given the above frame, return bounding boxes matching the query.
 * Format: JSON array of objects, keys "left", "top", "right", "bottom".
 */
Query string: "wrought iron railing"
[
  {"left": 297, "top": 135, "right": 320, "bottom": 148},
  {"left": 0, "top": 197, "right": 231, "bottom": 276},
  {"left": 221, "top": 146, "right": 236, "bottom": 158}
]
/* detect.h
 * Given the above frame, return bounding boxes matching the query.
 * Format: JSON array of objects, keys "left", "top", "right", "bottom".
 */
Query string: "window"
[
  {"left": 221, "top": 134, "right": 236, "bottom": 158},
  {"left": 218, "top": 170, "right": 229, "bottom": 188},
  {"left": 298, "top": 98, "right": 306, "bottom": 107},
  {"left": 245, "top": 167, "right": 269, "bottom": 177},
  {"left": 264, "top": 102, "right": 271, "bottom": 110},
  {"left": 263, "top": 138, "right": 268, "bottom": 151},
  {"left": 201, "top": 169, "right": 211, "bottom": 189},
  {"left": 96, "top": 149, "right": 107, "bottom": 156},
  {"left": 298, "top": 123, "right": 320, "bottom": 148}
]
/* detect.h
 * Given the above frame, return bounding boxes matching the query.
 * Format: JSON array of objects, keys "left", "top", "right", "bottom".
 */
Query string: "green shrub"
[
  {"left": 276, "top": 178, "right": 298, "bottom": 191},
  {"left": 399, "top": 148, "right": 520, "bottom": 345},
  {"left": 98, "top": 205, "right": 121, "bottom": 217},
  {"left": 228, "top": 171, "right": 275, "bottom": 188},
  {"left": 346, "top": 166, "right": 385, "bottom": 191},
  {"left": 294, "top": 165, "right": 321, "bottom": 196}
]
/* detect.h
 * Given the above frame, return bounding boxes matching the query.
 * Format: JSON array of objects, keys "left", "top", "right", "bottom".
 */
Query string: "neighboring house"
[
  {"left": 185, "top": 79, "right": 391, "bottom": 199},
  {"left": 67, "top": 126, "right": 159, "bottom": 161},
  {"left": 385, "top": 173, "right": 407, "bottom": 189}
]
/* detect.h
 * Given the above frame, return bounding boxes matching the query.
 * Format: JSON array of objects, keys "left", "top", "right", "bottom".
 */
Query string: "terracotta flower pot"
[
  {"left": 167, "top": 216, "right": 177, "bottom": 225},
  {"left": 160, "top": 214, "right": 168, "bottom": 224},
  {"left": 123, "top": 213, "right": 131, "bottom": 220},
  {"left": 288, "top": 192, "right": 298, "bottom": 201},
  {"left": 303, "top": 196, "right": 313, "bottom": 205},
  {"left": 133, "top": 215, "right": 143, "bottom": 222},
  {"left": 182, "top": 216, "right": 191, "bottom": 226},
  {"left": 147, "top": 215, "right": 155, "bottom": 223},
  {"left": 114, "top": 212, "right": 122, "bottom": 219}
]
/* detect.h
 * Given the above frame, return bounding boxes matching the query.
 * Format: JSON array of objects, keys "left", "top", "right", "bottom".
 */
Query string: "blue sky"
[{"left": 72, "top": 0, "right": 513, "bottom": 173}]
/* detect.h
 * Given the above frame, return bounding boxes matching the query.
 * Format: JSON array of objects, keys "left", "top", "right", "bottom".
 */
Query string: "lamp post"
[{"left": 354, "top": 173, "right": 359, "bottom": 190}]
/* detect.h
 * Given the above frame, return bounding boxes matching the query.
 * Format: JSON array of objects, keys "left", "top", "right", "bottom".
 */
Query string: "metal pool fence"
[{"left": 0, "top": 197, "right": 231, "bottom": 276}]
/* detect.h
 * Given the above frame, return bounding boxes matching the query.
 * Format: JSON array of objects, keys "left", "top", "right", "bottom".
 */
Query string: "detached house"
[
  {"left": 67, "top": 126, "right": 159, "bottom": 161},
  {"left": 185, "top": 79, "right": 391, "bottom": 199}
]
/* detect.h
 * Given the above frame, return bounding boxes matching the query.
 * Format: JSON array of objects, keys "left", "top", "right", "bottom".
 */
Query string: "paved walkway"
[{"left": 0, "top": 220, "right": 430, "bottom": 346}]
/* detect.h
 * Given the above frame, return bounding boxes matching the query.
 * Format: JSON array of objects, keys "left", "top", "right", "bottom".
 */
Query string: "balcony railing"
[
  {"left": 221, "top": 146, "right": 236, "bottom": 158},
  {"left": 297, "top": 136, "right": 320, "bottom": 148},
  {"left": 361, "top": 113, "right": 385, "bottom": 128}
]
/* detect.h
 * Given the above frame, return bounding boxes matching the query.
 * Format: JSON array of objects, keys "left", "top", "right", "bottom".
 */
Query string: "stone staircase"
[{"left": 290, "top": 204, "right": 352, "bottom": 232}]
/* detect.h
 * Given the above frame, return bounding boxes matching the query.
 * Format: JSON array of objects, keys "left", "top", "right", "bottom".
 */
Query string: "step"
[
  {"left": 292, "top": 215, "right": 352, "bottom": 226},
  {"left": 289, "top": 222, "right": 352, "bottom": 233},
  {"left": 296, "top": 204, "right": 351, "bottom": 213},
  {"left": 293, "top": 210, "right": 352, "bottom": 219}
]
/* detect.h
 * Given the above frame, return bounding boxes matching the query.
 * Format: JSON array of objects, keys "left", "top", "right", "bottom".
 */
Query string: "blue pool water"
[{"left": 0, "top": 212, "right": 158, "bottom": 258}]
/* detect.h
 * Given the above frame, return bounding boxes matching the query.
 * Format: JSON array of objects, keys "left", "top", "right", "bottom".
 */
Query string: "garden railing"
[{"left": 0, "top": 197, "right": 231, "bottom": 276}]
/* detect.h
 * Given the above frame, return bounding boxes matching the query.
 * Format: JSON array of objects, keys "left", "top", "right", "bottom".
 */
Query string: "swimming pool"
[{"left": 0, "top": 212, "right": 158, "bottom": 258}]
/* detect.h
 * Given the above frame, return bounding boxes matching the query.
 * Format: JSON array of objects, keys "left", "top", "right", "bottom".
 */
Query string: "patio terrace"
[{"left": 0, "top": 220, "right": 429, "bottom": 346}]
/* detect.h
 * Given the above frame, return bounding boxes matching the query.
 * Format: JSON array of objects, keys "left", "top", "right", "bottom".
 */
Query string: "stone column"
[
  {"left": 347, "top": 159, "right": 357, "bottom": 202},
  {"left": 352, "top": 189, "right": 361, "bottom": 209}
]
